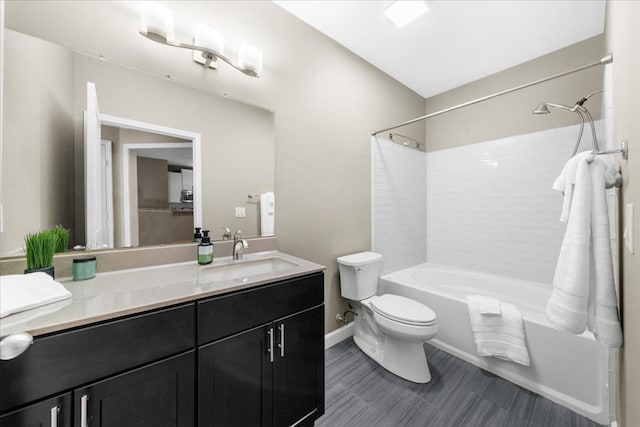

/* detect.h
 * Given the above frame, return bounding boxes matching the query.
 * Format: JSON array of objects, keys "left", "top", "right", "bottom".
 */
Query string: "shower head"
[
  {"left": 531, "top": 102, "right": 574, "bottom": 115},
  {"left": 531, "top": 102, "right": 550, "bottom": 114}
]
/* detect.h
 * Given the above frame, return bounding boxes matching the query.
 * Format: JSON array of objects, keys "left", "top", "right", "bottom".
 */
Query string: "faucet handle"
[
  {"left": 234, "top": 230, "right": 242, "bottom": 239},
  {"left": 221, "top": 227, "right": 232, "bottom": 240}
]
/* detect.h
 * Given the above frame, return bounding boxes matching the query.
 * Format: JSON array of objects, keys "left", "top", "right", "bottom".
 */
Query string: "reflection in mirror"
[
  {"left": 1, "top": 28, "right": 275, "bottom": 257},
  {"left": 100, "top": 122, "right": 200, "bottom": 249},
  {"left": 84, "top": 85, "right": 203, "bottom": 250}
]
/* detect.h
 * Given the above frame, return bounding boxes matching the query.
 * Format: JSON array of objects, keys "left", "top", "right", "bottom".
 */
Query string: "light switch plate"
[
  {"left": 624, "top": 203, "right": 634, "bottom": 254},
  {"left": 235, "top": 207, "right": 246, "bottom": 218}
]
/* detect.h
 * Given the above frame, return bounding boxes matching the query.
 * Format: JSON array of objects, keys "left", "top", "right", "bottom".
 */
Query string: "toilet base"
[{"left": 353, "top": 334, "right": 432, "bottom": 384}]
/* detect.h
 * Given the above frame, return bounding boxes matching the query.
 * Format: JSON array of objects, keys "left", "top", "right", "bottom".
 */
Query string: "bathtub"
[{"left": 380, "top": 263, "right": 611, "bottom": 425}]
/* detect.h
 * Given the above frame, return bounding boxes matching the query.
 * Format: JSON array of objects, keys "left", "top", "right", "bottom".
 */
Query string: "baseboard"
[{"left": 325, "top": 323, "right": 354, "bottom": 349}]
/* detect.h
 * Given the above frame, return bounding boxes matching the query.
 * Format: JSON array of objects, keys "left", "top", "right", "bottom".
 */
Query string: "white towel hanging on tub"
[
  {"left": 466, "top": 295, "right": 530, "bottom": 366},
  {"left": 547, "top": 154, "right": 623, "bottom": 348}
]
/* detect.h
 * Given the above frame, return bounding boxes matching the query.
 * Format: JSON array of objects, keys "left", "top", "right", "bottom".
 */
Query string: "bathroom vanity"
[{"left": 0, "top": 252, "right": 324, "bottom": 427}]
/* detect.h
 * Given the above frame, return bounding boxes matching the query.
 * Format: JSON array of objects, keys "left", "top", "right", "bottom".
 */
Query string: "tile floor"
[{"left": 316, "top": 339, "right": 605, "bottom": 427}]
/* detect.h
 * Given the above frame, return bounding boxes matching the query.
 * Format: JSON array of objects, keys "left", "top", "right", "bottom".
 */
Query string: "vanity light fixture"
[
  {"left": 139, "top": 2, "right": 263, "bottom": 77},
  {"left": 384, "top": 1, "right": 429, "bottom": 29}
]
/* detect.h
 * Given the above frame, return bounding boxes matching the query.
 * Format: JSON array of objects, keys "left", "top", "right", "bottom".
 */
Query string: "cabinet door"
[
  {"left": 273, "top": 306, "right": 324, "bottom": 427},
  {"left": 74, "top": 351, "right": 194, "bottom": 427},
  {"left": 0, "top": 394, "right": 71, "bottom": 427},
  {"left": 199, "top": 324, "right": 273, "bottom": 427}
]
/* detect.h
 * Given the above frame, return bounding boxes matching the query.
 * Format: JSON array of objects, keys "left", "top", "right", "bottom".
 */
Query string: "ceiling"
[{"left": 273, "top": 1, "right": 606, "bottom": 98}]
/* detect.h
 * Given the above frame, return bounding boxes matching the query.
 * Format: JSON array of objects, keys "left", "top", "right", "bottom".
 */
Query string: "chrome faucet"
[{"left": 233, "top": 230, "right": 249, "bottom": 260}]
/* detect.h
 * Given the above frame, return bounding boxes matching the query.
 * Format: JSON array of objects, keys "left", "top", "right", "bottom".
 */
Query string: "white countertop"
[{"left": 0, "top": 251, "right": 325, "bottom": 338}]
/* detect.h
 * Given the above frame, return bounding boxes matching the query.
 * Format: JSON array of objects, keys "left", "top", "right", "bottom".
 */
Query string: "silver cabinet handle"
[
  {"left": 50, "top": 406, "right": 59, "bottom": 427},
  {"left": 278, "top": 324, "right": 285, "bottom": 358},
  {"left": 267, "top": 327, "right": 274, "bottom": 363},
  {"left": 80, "top": 395, "right": 89, "bottom": 427},
  {"left": 0, "top": 332, "right": 33, "bottom": 360}
]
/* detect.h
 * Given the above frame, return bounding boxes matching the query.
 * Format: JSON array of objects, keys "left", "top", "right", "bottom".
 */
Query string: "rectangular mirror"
[{"left": 1, "top": 24, "right": 275, "bottom": 256}]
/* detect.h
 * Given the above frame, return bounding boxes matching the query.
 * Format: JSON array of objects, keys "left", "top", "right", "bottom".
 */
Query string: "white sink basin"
[{"left": 201, "top": 257, "right": 299, "bottom": 283}]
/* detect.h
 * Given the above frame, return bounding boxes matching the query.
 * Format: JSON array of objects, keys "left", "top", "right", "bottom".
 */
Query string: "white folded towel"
[
  {"left": 260, "top": 192, "right": 275, "bottom": 237},
  {"left": 0, "top": 272, "right": 72, "bottom": 318},
  {"left": 547, "top": 154, "right": 623, "bottom": 348},
  {"left": 476, "top": 295, "right": 501, "bottom": 315},
  {"left": 466, "top": 295, "right": 530, "bottom": 366}
]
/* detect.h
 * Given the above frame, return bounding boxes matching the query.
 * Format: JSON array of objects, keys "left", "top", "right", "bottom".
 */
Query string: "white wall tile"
[
  {"left": 372, "top": 122, "right": 610, "bottom": 286},
  {"left": 372, "top": 137, "right": 426, "bottom": 275},
  {"left": 426, "top": 122, "right": 603, "bottom": 284}
]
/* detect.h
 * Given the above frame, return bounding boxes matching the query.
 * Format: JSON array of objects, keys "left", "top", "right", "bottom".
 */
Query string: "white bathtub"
[{"left": 380, "top": 263, "right": 611, "bottom": 425}]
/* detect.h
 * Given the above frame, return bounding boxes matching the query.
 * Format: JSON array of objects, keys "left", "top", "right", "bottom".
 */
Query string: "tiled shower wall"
[
  {"left": 373, "top": 122, "right": 605, "bottom": 285},
  {"left": 426, "top": 123, "right": 604, "bottom": 284},
  {"left": 372, "top": 137, "right": 426, "bottom": 275}
]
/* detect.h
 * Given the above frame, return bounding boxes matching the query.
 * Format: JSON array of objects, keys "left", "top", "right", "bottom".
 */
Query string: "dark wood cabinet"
[
  {"left": 199, "top": 325, "right": 274, "bottom": 426},
  {"left": 274, "top": 306, "right": 324, "bottom": 427},
  {"left": 0, "top": 394, "right": 72, "bottom": 427},
  {"left": 0, "top": 272, "right": 324, "bottom": 427},
  {"left": 0, "top": 304, "right": 195, "bottom": 413},
  {"left": 74, "top": 351, "right": 194, "bottom": 427},
  {"left": 199, "top": 305, "right": 324, "bottom": 427}
]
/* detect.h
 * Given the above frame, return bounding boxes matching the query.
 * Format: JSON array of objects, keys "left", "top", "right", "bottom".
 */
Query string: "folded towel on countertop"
[
  {"left": 0, "top": 272, "right": 72, "bottom": 318},
  {"left": 466, "top": 295, "right": 530, "bottom": 366}
]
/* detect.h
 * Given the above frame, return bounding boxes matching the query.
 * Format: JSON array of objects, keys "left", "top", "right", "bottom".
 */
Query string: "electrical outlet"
[
  {"left": 624, "top": 203, "right": 634, "bottom": 254},
  {"left": 235, "top": 207, "right": 246, "bottom": 218}
]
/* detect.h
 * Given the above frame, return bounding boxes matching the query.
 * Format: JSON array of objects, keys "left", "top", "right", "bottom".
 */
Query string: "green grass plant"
[
  {"left": 25, "top": 230, "right": 59, "bottom": 271},
  {"left": 51, "top": 225, "right": 70, "bottom": 253}
]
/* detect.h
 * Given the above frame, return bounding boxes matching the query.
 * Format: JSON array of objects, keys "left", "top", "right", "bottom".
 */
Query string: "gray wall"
[
  {"left": 3, "top": 2, "right": 426, "bottom": 334},
  {"left": 605, "top": 2, "right": 640, "bottom": 425},
  {"left": 1, "top": 30, "right": 75, "bottom": 255},
  {"left": 423, "top": 35, "right": 605, "bottom": 150}
]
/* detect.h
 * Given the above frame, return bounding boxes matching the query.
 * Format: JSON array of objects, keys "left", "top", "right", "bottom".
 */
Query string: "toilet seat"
[{"left": 370, "top": 294, "right": 436, "bottom": 326}]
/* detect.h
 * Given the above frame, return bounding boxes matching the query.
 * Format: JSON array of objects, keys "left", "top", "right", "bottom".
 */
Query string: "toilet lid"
[{"left": 370, "top": 294, "right": 436, "bottom": 326}]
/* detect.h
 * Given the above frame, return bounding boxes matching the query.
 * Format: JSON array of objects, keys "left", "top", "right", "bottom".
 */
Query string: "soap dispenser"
[
  {"left": 198, "top": 230, "right": 213, "bottom": 265},
  {"left": 193, "top": 227, "right": 203, "bottom": 243}
]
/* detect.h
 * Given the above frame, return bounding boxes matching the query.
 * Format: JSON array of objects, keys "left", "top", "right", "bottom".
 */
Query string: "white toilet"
[{"left": 337, "top": 252, "right": 437, "bottom": 383}]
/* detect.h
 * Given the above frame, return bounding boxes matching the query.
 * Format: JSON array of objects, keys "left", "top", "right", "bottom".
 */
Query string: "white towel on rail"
[
  {"left": 547, "top": 154, "right": 622, "bottom": 348},
  {"left": 260, "top": 192, "right": 275, "bottom": 237},
  {"left": 0, "top": 272, "right": 72, "bottom": 318},
  {"left": 547, "top": 157, "right": 592, "bottom": 333},
  {"left": 466, "top": 295, "right": 530, "bottom": 366},
  {"left": 587, "top": 158, "right": 623, "bottom": 348},
  {"left": 552, "top": 151, "right": 591, "bottom": 222},
  {"left": 552, "top": 151, "right": 621, "bottom": 222}
]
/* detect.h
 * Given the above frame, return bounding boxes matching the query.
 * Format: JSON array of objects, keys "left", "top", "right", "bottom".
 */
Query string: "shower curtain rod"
[{"left": 371, "top": 54, "right": 613, "bottom": 136}]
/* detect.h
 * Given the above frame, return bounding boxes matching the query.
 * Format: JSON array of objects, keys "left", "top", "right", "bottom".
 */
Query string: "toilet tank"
[{"left": 337, "top": 252, "right": 383, "bottom": 301}]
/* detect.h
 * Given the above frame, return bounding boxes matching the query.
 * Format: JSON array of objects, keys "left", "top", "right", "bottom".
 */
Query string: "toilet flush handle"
[{"left": 357, "top": 268, "right": 363, "bottom": 274}]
